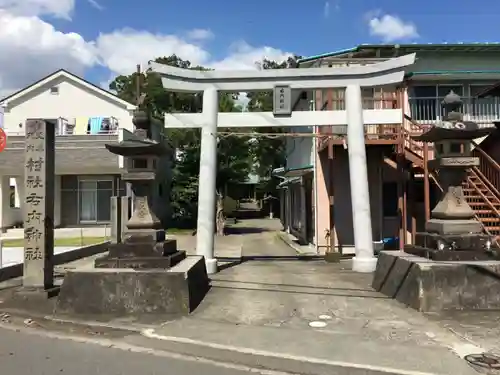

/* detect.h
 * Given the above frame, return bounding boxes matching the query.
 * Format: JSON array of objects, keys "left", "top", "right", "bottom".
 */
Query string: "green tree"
[{"left": 109, "top": 55, "right": 252, "bottom": 226}]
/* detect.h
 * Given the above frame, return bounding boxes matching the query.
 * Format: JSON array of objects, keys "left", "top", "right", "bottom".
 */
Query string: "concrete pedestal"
[
  {"left": 55, "top": 256, "right": 210, "bottom": 321},
  {"left": 372, "top": 250, "right": 500, "bottom": 312},
  {"left": 425, "top": 219, "right": 482, "bottom": 235},
  {"left": 94, "top": 233, "right": 184, "bottom": 269}
]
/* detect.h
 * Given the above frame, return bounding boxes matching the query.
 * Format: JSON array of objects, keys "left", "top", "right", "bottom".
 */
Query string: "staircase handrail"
[
  {"left": 468, "top": 169, "right": 500, "bottom": 218},
  {"left": 471, "top": 141, "right": 500, "bottom": 199},
  {"left": 466, "top": 169, "right": 500, "bottom": 245},
  {"left": 402, "top": 114, "right": 432, "bottom": 158},
  {"left": 472, "top": 163, "right": 500, "bottom": 199},
  {"left": 404, "top": 115, "right": 500, "bottom": 193}
]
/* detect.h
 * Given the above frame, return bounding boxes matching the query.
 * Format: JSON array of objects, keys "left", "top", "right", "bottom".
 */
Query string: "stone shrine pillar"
[{"left": 23, "top": 119, "right": 55, "bottom": 289}]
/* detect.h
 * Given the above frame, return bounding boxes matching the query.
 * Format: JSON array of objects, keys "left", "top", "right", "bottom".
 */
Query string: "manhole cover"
[
  {"left": 465, "top": 353, "right": 500, "bottom": 370},
  {"left": 309, "top": 321, "right": 327, "bottom": 328}
]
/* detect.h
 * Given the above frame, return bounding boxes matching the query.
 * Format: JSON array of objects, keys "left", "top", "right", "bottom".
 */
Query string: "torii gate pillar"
[
  {"left": 346, "top": 85, "right": 376, "bottom": 272},
  {"left": 197, "top": 88, "right": 218, "bottom": 274}
]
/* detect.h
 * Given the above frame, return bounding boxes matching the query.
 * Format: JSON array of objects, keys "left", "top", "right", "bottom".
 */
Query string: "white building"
[{"left": 0, "top": 69, "right": 168, "bottom": 231}]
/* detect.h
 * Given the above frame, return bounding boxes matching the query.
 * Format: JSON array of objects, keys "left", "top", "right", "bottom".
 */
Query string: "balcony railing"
[
  {"left": 317, "top": 95, "right": 402, "bottom": 142},
  {"left": 6, "top": 128, "right": 119, "bottom": 136},
  {"left": 4, "top": 116, "right": 120, "bottom": 136},
  {"left": 313, "top": 57, "right": 390, "bottom": 68},
  {"left": 409, "top": 96, "right": 500, "bottom": 126}
]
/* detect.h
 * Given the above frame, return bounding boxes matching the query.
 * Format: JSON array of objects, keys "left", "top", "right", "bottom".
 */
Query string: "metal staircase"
[{"left": 403, "top": 114, "right": 500, "bottom": 237}]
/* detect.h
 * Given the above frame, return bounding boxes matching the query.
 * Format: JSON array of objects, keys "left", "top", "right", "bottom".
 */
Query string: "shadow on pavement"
[
  {"left": 216, "top": 255, "right": 325, "bottom": 272},
  {"left": 212, "top": 279, "right": 375, "bottom": 293},
  {"left": 210, "top": 284, "right": 389, "bottom": 299},
  {"left": 224, "top": 227, "right": 270, "bottom": 235}
]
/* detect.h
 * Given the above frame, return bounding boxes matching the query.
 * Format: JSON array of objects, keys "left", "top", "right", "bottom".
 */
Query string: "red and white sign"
[{"left": 0, "top": 129, "right": 6, "bottom": 153}]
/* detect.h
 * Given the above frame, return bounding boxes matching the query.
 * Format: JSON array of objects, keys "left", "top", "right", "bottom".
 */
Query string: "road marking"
[
  {"left": 142, "top": 328, "right": 445, "bottom": 375},
  {"left": 0, "top": 323, "right": 293, "bottom": 375}
]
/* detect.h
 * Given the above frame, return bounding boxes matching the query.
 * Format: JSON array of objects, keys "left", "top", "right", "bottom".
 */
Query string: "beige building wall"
[{"left": 315, "top": 145, "right": 427, "bottom": 253}]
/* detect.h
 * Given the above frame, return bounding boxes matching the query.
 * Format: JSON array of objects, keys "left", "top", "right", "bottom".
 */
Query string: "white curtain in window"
[{"left": 79, "top": 181, "right": 97, "bottom": 222}]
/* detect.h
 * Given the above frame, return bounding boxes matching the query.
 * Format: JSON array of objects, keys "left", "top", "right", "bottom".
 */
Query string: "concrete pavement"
[
  {"left": 0, "top": 218, "right": 498, "bottom": 375},
  {"left": 0, "top": 325, "right": 276, "bottom": 375},
  {"left": 129, "top": 231, "right": 479, "bottom": 375},
  {"left": 136, "top": 222, "right": 496, "bottom": 374}
]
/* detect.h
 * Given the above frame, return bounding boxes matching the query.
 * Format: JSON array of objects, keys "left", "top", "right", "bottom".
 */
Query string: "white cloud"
[
  {"left": 0, "top": 10, "right": 97, "bottom": 97},
  {"left": 186, "top": 28, "right": 214, "bottom": 41},
  {"left": 0, "top": 1, "right": 293, "bottom": 97},
  {"left": 368, "top": 13, "right": 418, "bottom": 42},
  {"left": 0, "top": 0, "right": 75, "bottom": 19},
  {"left": 211, "top": 41, "right": 291, "bottom": 70},
  {"left": 95, "top": 28, "right": 211, "bottom": 75},
  {"left": 323, "top": 2, "right": 330, "bottom": 18},
  {"left": 87, "top": 0, "right": 103, "bottom": 11}
]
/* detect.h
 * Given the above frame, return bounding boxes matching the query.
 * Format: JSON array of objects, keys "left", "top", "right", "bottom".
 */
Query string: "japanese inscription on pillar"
[{"left": 23, "top": 119, "right": 55, "bottom": 288}]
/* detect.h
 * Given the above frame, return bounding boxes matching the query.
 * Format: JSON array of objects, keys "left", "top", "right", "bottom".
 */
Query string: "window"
[
  {"left": 78, "top": 179, "right": 113, "bottom": 223},
  {"left": 132, "top": 159, "right": 148, "bottom": 169},
  {"left": 362, "top": 88, "right": 376, "bottom": 109},
  {"left": 409, "top": 85, "right": 464, "bottom": 121},
  {"left": 362, "top": 87, "right": 397, "bottom": 110},
  {"left": 470, "top": 85, "right": 499, "bottom": 119},
  {"left": 50, "top": 86, "right": 59, "bottom": 95},
  {"left": 436, "top": 143, "right": 444, "bottom": 155},
  {"left": 330, "top": 88, "right": 345, "bottom": 110},
  {"left": 450, "top": 143, "right": 462, "bottom": 154}
]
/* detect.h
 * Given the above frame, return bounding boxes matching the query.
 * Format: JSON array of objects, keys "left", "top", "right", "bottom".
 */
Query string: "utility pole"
[
  {"left": 136, "top": 64, "right": 141, "bottom": 107},
  {"left": 126, "top": 64, "right": 142, "bottom": 200}
]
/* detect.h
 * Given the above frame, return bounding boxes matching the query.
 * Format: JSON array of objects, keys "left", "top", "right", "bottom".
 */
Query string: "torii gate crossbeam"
[{"left": 149, "top": 54, "right": 416, "bottom": 274}]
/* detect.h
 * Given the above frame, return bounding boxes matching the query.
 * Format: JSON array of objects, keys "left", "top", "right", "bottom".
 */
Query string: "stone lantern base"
[
  {"left": 94, "top": 235, "right": 185, "bottom": 269},
  {"left": 405, "top": 157, "right": 498, "bottom": 261},
  {"left": 408, "top": 232, "right": 493, "bottom": 261}
]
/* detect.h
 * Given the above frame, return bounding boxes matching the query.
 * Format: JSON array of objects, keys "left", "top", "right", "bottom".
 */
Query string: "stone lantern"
[
  {"left": 405, "top": 91, "right": 497, "bottom": 260},
  {"left": 94, "top": 110, "right": 184, "bottom": 268},
  {"left": 433, "top": 91, "right": 474, "bottom": 159},
  {"left": 54, "top": 110, "right": 210, "bottom": 320}
]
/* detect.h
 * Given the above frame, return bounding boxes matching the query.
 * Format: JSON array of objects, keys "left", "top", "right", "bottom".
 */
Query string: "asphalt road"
[{"left": 0, "top": 328, "right": 268, "bottom": 375}]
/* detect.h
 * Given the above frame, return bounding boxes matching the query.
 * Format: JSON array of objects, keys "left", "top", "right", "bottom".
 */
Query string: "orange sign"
[{"left": 0, "top": 129, "right": 6, "bottom": 153}]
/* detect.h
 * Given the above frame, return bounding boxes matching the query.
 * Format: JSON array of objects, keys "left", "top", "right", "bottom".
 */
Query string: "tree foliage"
[{"left": 109, "top": 54, "right": 299, "bottom": 226}]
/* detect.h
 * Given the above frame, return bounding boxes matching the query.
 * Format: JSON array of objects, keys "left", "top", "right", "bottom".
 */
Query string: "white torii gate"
[{"left": 149, "top": 53, "right": 416, "bottom": 274}]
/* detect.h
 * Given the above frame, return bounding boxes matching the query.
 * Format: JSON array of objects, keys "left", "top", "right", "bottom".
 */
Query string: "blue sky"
[
  {"left": 59, "top": 0, "right": 500, "bottom": 58},
  {"left": 1, "top": 0, "right": 500, "bottom": 94}
]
